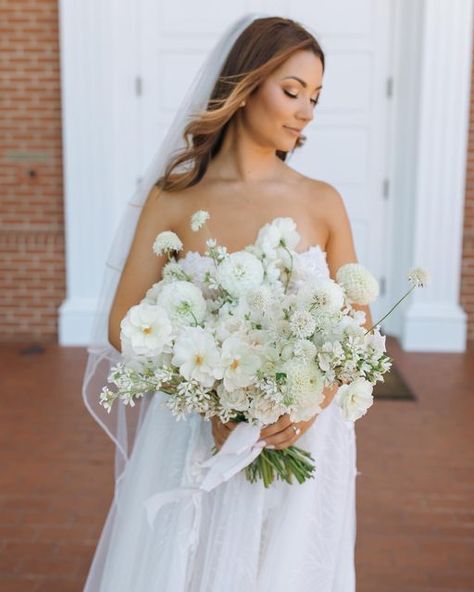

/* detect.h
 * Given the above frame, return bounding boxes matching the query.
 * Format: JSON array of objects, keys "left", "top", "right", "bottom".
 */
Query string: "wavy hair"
[{"left": 156, "top": 16, "right": 325, "bottom": 192}]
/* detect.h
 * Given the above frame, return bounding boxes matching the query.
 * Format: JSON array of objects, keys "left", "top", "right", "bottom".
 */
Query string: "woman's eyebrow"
[{"left": 281, "top": 76, "right": 323, "bottom": 91}]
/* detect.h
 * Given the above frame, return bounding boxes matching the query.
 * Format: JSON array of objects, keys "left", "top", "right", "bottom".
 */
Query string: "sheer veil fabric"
[
  {"left": 82, "top": 11, "right": 270, "bottom": 501},
  {"left": 82, "top": 12, "right": 358, "bottom": 591}
]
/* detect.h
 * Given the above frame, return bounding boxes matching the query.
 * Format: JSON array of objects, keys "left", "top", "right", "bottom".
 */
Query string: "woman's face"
[{"left": 244, "top": 49, "right": 323, "bottom": 151}]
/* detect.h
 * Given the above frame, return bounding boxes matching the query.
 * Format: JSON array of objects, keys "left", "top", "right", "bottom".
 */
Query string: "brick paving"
[{"left": 0, "top": 338, "right": 473, "bottom": 591}]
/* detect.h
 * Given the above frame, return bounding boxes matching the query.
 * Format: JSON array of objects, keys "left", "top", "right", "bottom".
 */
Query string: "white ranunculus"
[
  {"left": 216, "top": 251, "right": 264, "bottom": 298},
  {"left": 247, "top": 393, "right": 283, "bottom": 425},
  {"left": 142, "top": 281, "right": 164, "bottom": 304},
  {"left": 334, "top": 378, "right": 374, "bottom": 421},
  {"left": 255, "top": 217, "right": 300, "bottom": 261},
  {"left": 152, "top": 231, "right": 183, "bottom": 256},
  {"left": 120, "top": 303, "right": 173, "bottom": 357},
  {"left": 336, "top": 263, "right": 379, "bottom": 305},
  {"left": 157, "top": 280, "right": 207, "bottom": 326},
  {"left": 171, "top": 326, "right": 222, "bottom": 387},
  {"left": 220, "top": 335, "right": 262, "bottom": 391},
  {"left": 297, "top": 278, "right": 345, "bottom": 314},
  {"left": 217, "top": 384, "right": 250, "bottom": 412}
]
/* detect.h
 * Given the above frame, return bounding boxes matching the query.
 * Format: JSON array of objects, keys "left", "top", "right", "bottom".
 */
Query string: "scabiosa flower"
[
  {"left": 190, "top": 210, "right": 210, "bottom": 232},
  {"left": 152, "top": 231, "right": 183, "bottom": 256},
  {"left": 407, "top": 267, "right": 430, "bottom": 288},
  {"left": 336, "top": 263, "right": 379, "bottom": 305},
  {"left": 290, "top": 310, "right": 317, "bottom": 339}
]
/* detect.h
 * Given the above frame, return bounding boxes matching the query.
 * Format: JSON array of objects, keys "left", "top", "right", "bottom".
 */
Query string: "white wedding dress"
[{"left": 83, "top": 245, "right": 358, "bottom": 592}]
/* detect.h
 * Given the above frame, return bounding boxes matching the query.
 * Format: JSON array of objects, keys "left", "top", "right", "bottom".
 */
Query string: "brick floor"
[{"left": 0, "top": 338, "right": 473, "bottom": 591}]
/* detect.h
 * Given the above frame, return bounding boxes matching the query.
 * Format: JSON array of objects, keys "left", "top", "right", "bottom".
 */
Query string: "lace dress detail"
[{"left": 83, "top": 246, "right": 357, "bottom": 592}]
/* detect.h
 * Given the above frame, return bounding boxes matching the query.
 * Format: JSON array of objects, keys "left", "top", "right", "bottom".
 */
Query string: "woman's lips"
[{"left": 283, "top": 126, "right": 301, "bottom": 137}]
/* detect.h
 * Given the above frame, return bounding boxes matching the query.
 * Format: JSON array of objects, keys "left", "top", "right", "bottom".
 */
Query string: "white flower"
[
  {"left": 171, "top": 326, "right": 222, "bottom": 387},
  {"left": 283, "top": 360, "right": 325, "bottom": 422},
  {"left": 290, "top": 310, "right": 316, "bottom": 338},
  {"left": 335, "top": 378, "right": 374, "bottom": 421},
  {"left": 293, "top": 339, "right": 317, "bottom": 361},
  {"left": 217, "top": 384, "right": 250, "bottom": 412},
  {"left": 256, "top": 217, "right": 300, "bottom": 260},
  {"left": 220, "top": 336, "right": 262, "bottom": 391},
  {"left": 190, "top": 210, "right": 210, "bottom": 232},
  {"left": 291, "top": 248, "right": 330, "bottom": 287},
  {"left": 336, "top": 263, "right": 379, "bottom": 305},
  {"left": 407, "top": 267, "right": 430, "bottom": 288},
  {"left": 142, "top": 281, "right": 164, "bottom": 304},
  {"left": 245, "top": 285, "right": 273, "bottom": 315},
  {"left": 120, "top": 303, "right": 173, "bottom": 357},
  {"left": 162, "top": 261, "right": 187, "bottom": 282},
  {"left": 216, "top": 251, "right": 264, "bottom": 298},
  {"left": 247, "top": 394, "right": 283, "bottom": 425},
  {"left": 157, "top": 280, "right": 207, "bottom": 326},
  {"left": 179, "top": 252, "right": 217, "bottom": 297},
  {"left": 297, "top": 278, "right": 345, "bottom": 314},
  {"left": 152, "top": 231, "right": 183, "bottom": 256}
]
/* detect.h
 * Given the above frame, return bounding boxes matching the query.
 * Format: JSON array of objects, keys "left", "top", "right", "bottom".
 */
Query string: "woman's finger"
[
  {"left": 260, "top": 414, "right": 293, "bottom": 438},
  {"left": 264, "top": 423, "right": 301, "bottom": 448}
]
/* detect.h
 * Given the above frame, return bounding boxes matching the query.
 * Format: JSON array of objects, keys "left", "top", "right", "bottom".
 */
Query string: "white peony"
[
  {"left": 336, "top": 263, "right": 379, "bottom": 305},
  {"left": 297, "top": 278, "right": 345, "bottom": 314},
  {"left": 120, "top": 303, "right": 173, "bottom": 357},
  {"left": 255, "top": 217, "right": 300, "bottom": 261},
  {"left": 156, "top": 280, "right": 207, "bottom": 326},
  {"left": 220, "top": 335, "right": 262, "bottom": 391},
  {"left": 171, "top": 326, "right": 222, "bottom": 387},
  {"left": 152, "top": 231, "right": 183, "bottom": 256},
  {"left": 190, "top": 210, "right": 210, "bottom": 232},
  {"left": 334, "top": 377, "right": 374, "bottom": 421},
  {"left": 216, "top": 251, "right": 264, "bottom": 298}
]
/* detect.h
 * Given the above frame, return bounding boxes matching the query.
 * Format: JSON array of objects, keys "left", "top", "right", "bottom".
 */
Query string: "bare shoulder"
[{"left": 301, "top": 176, "right": 345, "bottom": 212}]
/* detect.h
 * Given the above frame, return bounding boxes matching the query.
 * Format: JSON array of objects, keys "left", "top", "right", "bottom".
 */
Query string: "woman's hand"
[
  {"left": 258, "top": 413, "right": 317, "bottom": 450},
  {"left": 210, "top": 415, "right": 238, "bottom": 450}
]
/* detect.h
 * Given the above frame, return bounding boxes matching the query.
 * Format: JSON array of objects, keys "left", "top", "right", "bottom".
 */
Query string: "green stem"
[{"left": 364, "top": 285, "right": 416, "bottom": 335}]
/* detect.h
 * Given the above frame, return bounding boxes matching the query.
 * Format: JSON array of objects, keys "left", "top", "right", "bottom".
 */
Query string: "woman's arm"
[{"left": 108, "top": 185, "right": 178, "bottom": 352}]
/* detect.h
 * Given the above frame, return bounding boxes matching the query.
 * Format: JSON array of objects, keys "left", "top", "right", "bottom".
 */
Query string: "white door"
[{"left": 134, "top": 1, "right": 394, "bottom": 327}]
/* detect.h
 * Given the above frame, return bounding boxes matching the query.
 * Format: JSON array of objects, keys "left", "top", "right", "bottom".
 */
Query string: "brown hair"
[{"left": 156, "top": 16, "right": 325, "bottom": 192}]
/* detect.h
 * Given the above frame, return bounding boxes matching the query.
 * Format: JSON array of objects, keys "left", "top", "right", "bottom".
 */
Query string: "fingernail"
[
  {"left": 266, "top": 445, "right": 275, "bottom": 449},
  {"left": 256, "top": 439, "right": 266, "bottom": 446}
]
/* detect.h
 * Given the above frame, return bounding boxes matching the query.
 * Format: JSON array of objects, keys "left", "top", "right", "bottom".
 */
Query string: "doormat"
[{"left": 373, "top": 365, "right": 416, "bottom": 400}]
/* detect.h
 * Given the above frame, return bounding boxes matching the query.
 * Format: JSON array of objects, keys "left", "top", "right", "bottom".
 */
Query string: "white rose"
[
  {"left": 247, "top": 394, "right": 283, "bottom": 425},
  {"left": 334, "top": 378, "right": 374, "bottom": 421},
  {"left": 217, "top": 385, "right": 250, "bottom": 412}
]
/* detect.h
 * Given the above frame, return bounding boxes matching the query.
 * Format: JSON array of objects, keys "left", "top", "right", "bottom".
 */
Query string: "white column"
[{"left": 400, "top": 0, "right": 472, "bottom": 352}]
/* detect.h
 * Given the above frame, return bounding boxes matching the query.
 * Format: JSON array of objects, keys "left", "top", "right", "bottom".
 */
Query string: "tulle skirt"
[{"left": 83, "top": 391, "right": 357, "bottom": 591}]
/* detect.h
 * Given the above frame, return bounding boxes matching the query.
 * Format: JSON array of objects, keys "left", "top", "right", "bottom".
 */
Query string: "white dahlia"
[
  {"left": 290, "top": 310, "right": 317, "bottom": 339},
  {"left": 297, "top": 278, "right": 345, "bottom": 314},
  {"left": 336, "top": 263, "right": 379, "bottom": 305}
]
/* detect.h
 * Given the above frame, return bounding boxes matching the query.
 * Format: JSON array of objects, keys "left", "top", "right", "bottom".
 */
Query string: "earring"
[{"left": 240, "top": 100, "right": 246, "bottom": 107}]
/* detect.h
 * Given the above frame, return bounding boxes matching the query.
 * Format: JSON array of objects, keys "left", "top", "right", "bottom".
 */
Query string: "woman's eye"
[{"left": 284, "top": 89, "right": 319, "bottom": 107}]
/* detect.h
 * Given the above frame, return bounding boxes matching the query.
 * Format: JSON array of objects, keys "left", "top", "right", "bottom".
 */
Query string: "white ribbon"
[{"left": 143, "top": 421, "right": 265, "bottom": 528}]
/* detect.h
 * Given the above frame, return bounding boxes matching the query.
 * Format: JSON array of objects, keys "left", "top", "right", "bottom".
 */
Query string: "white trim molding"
[{"left": 398, "top": 0, "right": 472, "bottom": 351}]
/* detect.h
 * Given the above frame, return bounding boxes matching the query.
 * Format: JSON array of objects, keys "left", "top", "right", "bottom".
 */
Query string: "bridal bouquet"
[{"left": 100, "top": 210, "right": 427, "bottom": 488}]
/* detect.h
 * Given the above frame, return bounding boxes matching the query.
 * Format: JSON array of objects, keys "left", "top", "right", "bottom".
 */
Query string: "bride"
[{"left": 82, "top": 13, "right": 373, "bottom": 591}]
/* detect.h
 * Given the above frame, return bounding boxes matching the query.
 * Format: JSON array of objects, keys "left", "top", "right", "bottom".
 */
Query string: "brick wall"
[
  {"left": 0, "top": 0, "right": 65, "bottom": 342},
  {"left": 461, "top": 32, "right": 474, "bottom": 348}
]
